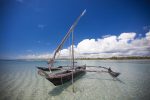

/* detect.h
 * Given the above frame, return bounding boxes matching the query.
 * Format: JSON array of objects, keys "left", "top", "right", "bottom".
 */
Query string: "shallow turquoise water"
[{"left": 0, "top": 60, "right": 150, "bottom": 100}]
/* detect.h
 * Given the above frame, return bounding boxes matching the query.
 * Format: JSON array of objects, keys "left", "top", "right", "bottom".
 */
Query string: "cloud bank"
[
  {"left": 20, "top": 31, "right": 150, "bottom": 59},
  {"left": 19, "top": 53, "right": 53, "bottom": 59}
]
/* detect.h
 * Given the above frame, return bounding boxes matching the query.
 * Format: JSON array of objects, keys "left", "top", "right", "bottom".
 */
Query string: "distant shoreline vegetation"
[
  {"left": 74, "top": 56, "right": 150, "bottom": 60},
  {"left": 1, "top": 56, "right": 150, "bottom": 61}
]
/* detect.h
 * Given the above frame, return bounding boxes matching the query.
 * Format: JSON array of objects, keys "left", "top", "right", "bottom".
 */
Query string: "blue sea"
[{"left": 0, "top": 60, "right": 150, "bottom": 100}]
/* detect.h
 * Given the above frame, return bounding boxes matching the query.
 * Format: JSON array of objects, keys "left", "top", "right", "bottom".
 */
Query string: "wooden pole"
[{"left": 72, "top": 30, "right": 75, "bottom": 92}]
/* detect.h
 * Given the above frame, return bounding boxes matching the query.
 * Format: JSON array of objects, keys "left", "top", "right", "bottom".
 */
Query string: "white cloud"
[
  {"left": 20, "top": 31, "right": 150, "bottom": 59},
  {"left": 16, "top": 0, "right": 23, "bottom": 3},
  {"left": 18, "top": 53, "right": 53, "bottom": 59},
  {"left": 146, "top": 31, "right": 150, "bottom": 40},
  {"left": 102, "top": 34, "right": 112, "bottom": 38},
  {"left": 62, "top": 32, "right": 150, "bottom": 58},
  {"left": 118, "top": 32, "right": 136, "bottom": 40},
  {"left": 38, "top": 24, "right": 45, "bottom": 30}
]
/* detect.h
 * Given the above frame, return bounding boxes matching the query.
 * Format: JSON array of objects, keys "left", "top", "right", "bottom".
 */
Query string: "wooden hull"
[
  {"left": 37, "top": 66, "right": 62, "bottom": 71},
  {"left": 46, "top": 66, "right": 86, "bottom": 86},
  {"left": 109, "top": 71, "right": 120, "bottom": 77}
]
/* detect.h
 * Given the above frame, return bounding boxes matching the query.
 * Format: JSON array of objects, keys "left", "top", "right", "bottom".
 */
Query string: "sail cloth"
[{"left": 48, "top": 9, "right": 86, "bottom": 68}]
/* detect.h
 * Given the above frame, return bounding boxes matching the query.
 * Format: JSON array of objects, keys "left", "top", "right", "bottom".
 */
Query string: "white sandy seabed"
[{"left": 0, "top": 60, "right": 150, "bottom": 100}]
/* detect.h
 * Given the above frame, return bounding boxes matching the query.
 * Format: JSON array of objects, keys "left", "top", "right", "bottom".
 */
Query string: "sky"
[{"left": 0, "top": 0, "right": 150, "bottom": 59}]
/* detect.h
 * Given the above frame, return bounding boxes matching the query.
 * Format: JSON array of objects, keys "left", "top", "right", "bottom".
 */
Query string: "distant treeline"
[
  {"left": 75, "top": 56, "right": 150, "bottom": 60},
  {"left": 2, "top": 56, "right": 150, "bottom": 61}
]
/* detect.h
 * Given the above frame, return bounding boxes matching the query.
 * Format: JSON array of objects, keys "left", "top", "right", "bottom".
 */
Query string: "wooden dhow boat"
[
  {"left": 37, "top": 10, "right": 120, "bottom": 87},
  {"left": 38, "top": 10, "right": 87, "bottom": 86},
  {"left": 38, "top": 66, "right": 86, "bottom": 86}
]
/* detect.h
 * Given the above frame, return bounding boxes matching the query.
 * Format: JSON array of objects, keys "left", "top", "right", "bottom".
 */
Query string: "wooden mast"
[
  {"left": 71, "top": 30, "right": 75, "bottom": 92},
  {"left": 72, "top": 30, "right": 74, "bottom": 69}
]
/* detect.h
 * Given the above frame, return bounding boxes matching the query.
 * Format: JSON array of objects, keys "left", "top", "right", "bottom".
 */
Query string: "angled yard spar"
[{"left": 48, "top": 9, "right": 86, "bottom": 70}]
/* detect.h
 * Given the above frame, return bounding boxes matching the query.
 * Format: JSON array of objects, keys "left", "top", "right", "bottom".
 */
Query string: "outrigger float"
[{"left": 37, "top": 10, "right": 120, "bottom": 86}]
